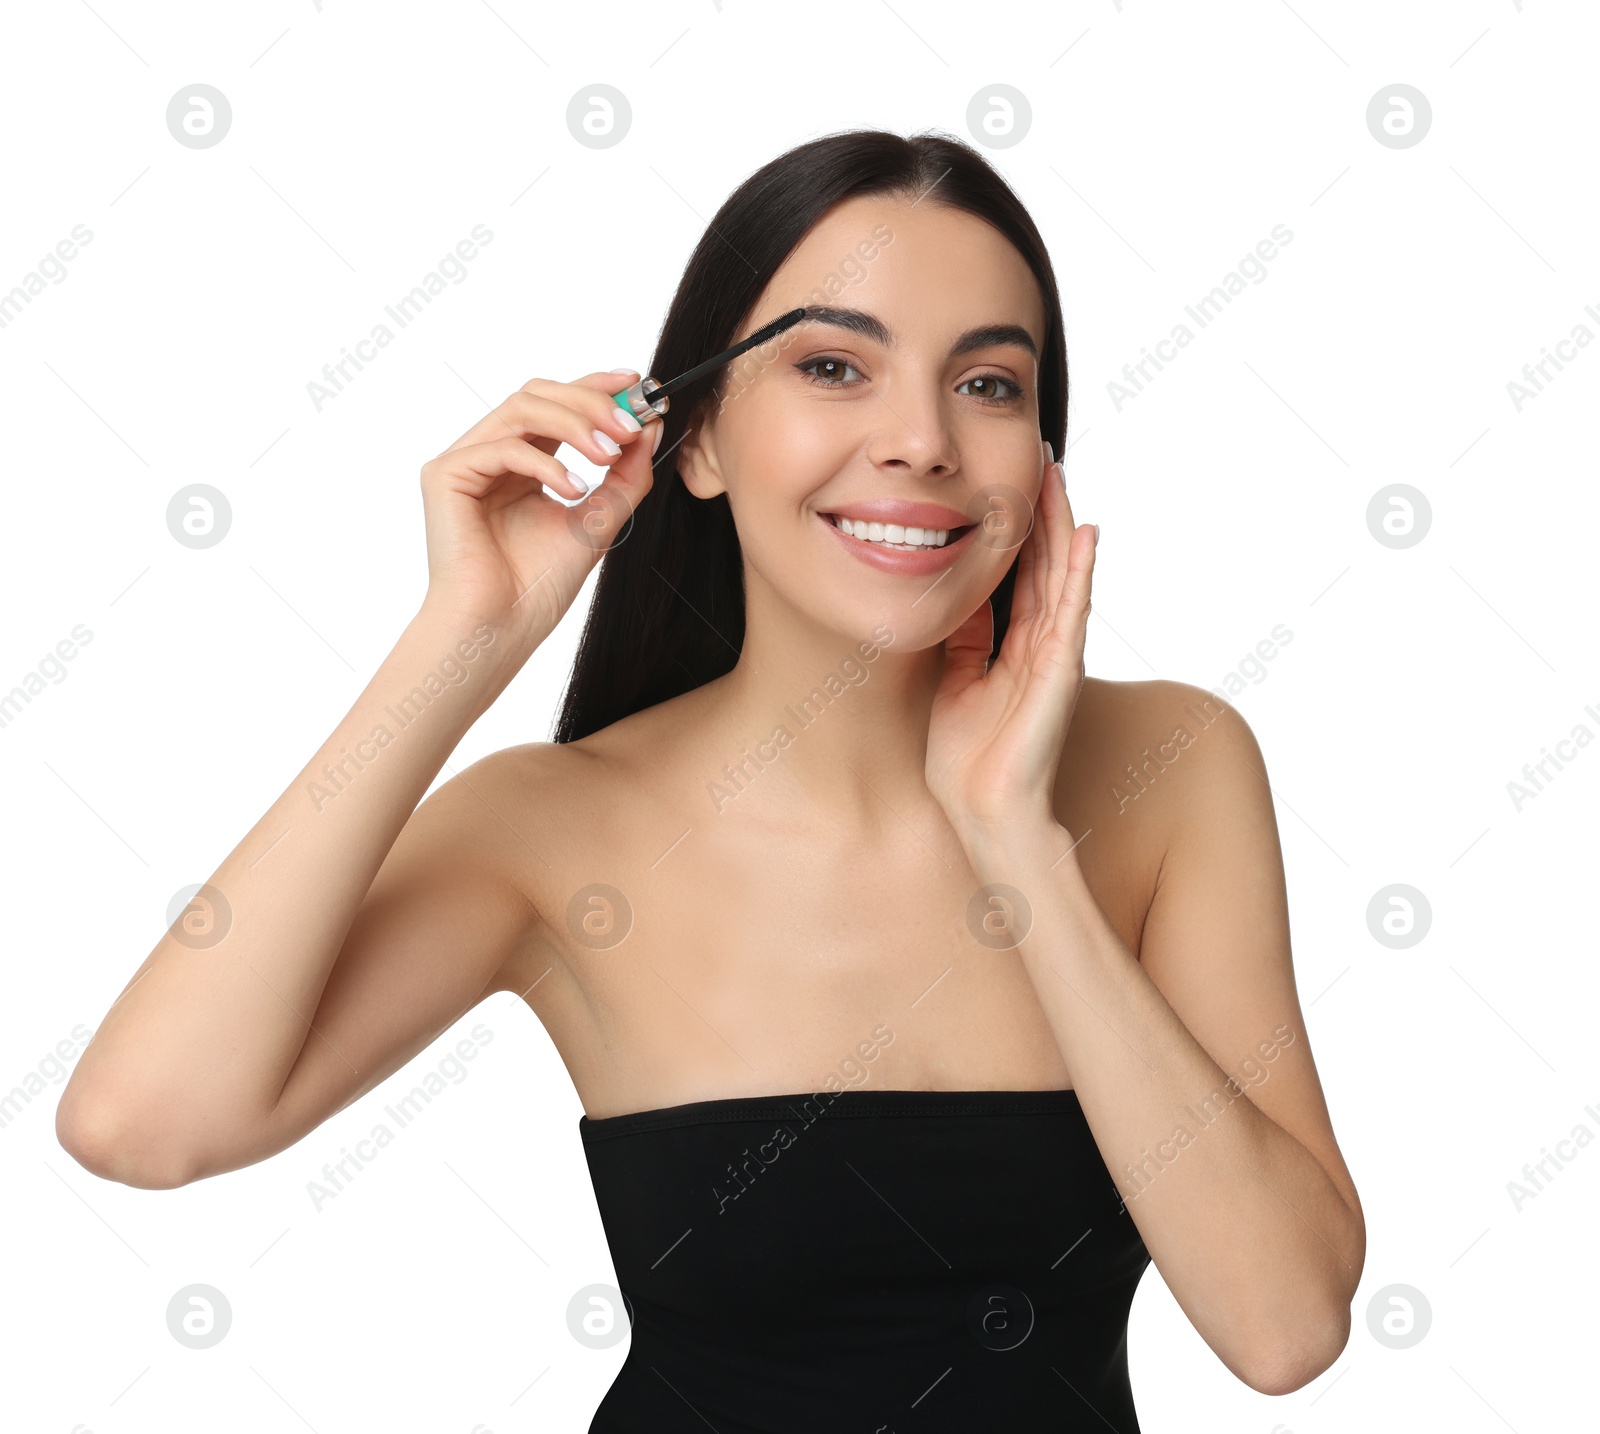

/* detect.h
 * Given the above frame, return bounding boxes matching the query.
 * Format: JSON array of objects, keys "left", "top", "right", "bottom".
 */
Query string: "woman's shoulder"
[
  {"left": 1073, "top": 673, "right": 1257, "bottom": 743},
  {"left": 461, "top": 686, "right": 709, "bottom": 828},
  {"left": 458, "top": 730, "right": 633, "bottom": 828},
  {"left": 1058, "top": 677, "right": 1270, "bottom": 958},
  {"left": 1060, "top": 675, "right": 1266, "bottom": 847}
]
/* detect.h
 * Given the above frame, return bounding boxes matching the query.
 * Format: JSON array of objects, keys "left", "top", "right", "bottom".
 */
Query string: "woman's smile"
[{"left": 817, "top": 506, "right": 980, "bottom": 575}]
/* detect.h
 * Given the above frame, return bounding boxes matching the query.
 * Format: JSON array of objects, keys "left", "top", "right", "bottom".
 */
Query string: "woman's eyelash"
[
  {"left": 794, "top": 357, "right": 865, "bottom": 390},
  {"left": 793, "top": 357, "right": 1025, "bottom": 406},
  {"left": 957, "top": 373, "right": 1026, "bottom": 405}
]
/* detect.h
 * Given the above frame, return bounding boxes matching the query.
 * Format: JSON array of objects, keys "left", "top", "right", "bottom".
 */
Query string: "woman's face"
[{"left": 678, "top": 193, "right": 1050, "bottom": 655}]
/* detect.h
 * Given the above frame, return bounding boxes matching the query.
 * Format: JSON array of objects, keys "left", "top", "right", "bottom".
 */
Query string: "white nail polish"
[
  {"left": 566, "top": 467, "right": 592, "bottom": 493},
  {"left": 592, "top": 428, "right": 621, "bottom": 456},
  {"left": 613, "top": 407, "right": 643, "bottom": 433}
]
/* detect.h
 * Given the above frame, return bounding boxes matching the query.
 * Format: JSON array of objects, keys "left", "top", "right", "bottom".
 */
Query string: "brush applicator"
[{"left": 610, "top": 307, "right": 809, "bottom": 425}]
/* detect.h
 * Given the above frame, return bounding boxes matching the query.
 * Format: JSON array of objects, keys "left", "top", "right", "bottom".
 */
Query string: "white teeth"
[{"left": 831, "top": 515, "right": 952, "bottom": 549}]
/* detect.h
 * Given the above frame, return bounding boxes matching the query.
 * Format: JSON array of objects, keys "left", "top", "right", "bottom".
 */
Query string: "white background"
[{"left": 1, "top": 1, "right": 1594, "bottom": 1430}]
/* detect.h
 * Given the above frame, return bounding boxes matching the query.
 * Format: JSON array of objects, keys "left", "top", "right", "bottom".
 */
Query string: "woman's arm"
[
  {"left": 958, "top": 688, "right": 1365, "bottom": 1396},
  {"left": 57, "top": 365, "right": 659, "bottom": 1188}
]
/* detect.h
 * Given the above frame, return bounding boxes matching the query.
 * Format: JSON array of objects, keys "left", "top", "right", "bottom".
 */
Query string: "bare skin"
[
  {"left": 481, "top": 674, "right": 1159, "bottom": 1121},
  {"left": 58, "top": 191, "right": 1361, "bottom": 1396}
]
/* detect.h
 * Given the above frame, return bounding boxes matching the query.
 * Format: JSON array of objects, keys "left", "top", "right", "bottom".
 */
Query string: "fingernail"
[
  {"left": 612, "top": 406, "right": 643, "bottom": 433},
  {"left": 1043, "top": 440, "right": 1055, "bottom": 465},
  {"left": 591, "top": 428, "right": 622, "bottom": 456},
  {"left": 566, "top": 467, "right": 593, "bottom": 493},
  {"left": 651, "top": 422, "right": 664, "bottom": 455},
  {"left": 609, "top": 367, "right": 637, "bottom": 375},
  {"left": 1093, "top": 523, "right": 1101, "bottom": 544}
]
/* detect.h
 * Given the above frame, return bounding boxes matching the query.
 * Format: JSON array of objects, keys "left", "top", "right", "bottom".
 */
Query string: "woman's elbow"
[
  {"left": 56, "top": 1090, "right": 196, "bottom": 1190},
  {"left": 1245, "top": 1302, "right": 1353, "bottom": 1396}
]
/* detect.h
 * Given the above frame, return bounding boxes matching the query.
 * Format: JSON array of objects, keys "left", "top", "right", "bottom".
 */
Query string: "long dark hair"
[{"left": 552, "top": 127, "right": 1068, "bottom": 744}]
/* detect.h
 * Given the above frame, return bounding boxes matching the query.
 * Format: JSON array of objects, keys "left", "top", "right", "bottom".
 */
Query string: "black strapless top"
[{"left": 577, "top": 1087, "right": 1150, "bottom": 1432}]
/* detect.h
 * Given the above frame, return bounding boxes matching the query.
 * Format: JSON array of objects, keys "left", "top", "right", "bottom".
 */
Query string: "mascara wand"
[{"left": 610, "top": 307, "right": 810, "bottom": 424}]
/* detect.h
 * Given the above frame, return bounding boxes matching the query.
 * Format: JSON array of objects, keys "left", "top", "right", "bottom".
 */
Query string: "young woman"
[{"left": 59, "top": 129, "right": 1365, "bottom": 1430}]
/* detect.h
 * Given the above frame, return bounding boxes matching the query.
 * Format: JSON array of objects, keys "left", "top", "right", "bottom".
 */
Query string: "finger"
[
  {"left": 424, "top": 435, "right": 586, "bottom": 502},
  {"left": 1029, "top": 457, "right": 1052, "bottom": 623},
  {"left": 591, "top": 402, "right": 662, "bottom": 509},
  {"left": 1056, "top": 448, "right": 1077, "bottom": 533},
  {"left": 1009, "top": 493, "right": 1041, "bottom": 632},
  {"left": 1041, "top": 457, "right": 1080, "bottom": 621},
  {"left": 1051, "top": 516, "right": 1096, "bottom": 654},
  {"left": 1026, "top": 454, "right": 1060, "bottom": 626},
  {"left": 522, "top": 373, "right": 654, "bottom": 450},
  {"left": 1029, "top": 441, "right": 1054, "bottom": 621},
  {"left": 1000, "top": 447, "right": 1052, "bottom": 641},
  {"left": 438, "top": 371, "right": 651, "bottom": 459},
  {"left": 439, "top": 389, "right": 642, "bottom": 470},
  {"left": 481, "top": 464, "right": 584, "bottom": 513},
  {"left": 477, "top": 384, "right": 642, "bottom": 457}
]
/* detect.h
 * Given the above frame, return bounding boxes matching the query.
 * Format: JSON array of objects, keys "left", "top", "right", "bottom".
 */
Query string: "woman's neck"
[{"left": 689, "top": 616, "right": 950, "bottom": 833}]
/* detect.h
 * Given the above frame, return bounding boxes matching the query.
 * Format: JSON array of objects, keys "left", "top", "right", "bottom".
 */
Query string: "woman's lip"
[{"left": 818, "top": 511, "right": 978, "bottom": 574}]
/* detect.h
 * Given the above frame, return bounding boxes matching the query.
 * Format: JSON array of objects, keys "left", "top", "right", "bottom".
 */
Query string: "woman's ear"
[{"left": 675, "top": 406, "right": 728, "bottom": 502}]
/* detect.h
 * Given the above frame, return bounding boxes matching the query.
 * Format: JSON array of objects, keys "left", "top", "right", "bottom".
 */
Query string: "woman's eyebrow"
[{"left": 792, "top": 306, "right": 1038, "bottom": 361}]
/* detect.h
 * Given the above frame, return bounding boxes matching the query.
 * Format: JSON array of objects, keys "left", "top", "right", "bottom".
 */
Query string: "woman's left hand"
[{"left": 925, "top": 443, "right": 1098, "bottom": 838}]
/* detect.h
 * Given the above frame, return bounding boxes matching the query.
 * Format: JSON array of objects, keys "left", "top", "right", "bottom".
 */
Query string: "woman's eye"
[
  {"left": 957, "top": 374, "right": 1025, "bottom": 406},
  {"left": 795, "top": 358, "right": 1024, "bottom": 407},
  {"left": 795, "top": 357, "right": 862, "bottom": 388}
]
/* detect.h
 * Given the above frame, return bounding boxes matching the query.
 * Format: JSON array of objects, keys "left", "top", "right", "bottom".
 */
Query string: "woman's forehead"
[{"left": 766, "top": 202, "right": 1044, "bottom": 345}]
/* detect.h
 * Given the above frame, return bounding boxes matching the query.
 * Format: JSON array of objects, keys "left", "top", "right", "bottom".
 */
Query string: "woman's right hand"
[{"left": 416, "top": 368, "right": 660, "bottom": 646}]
